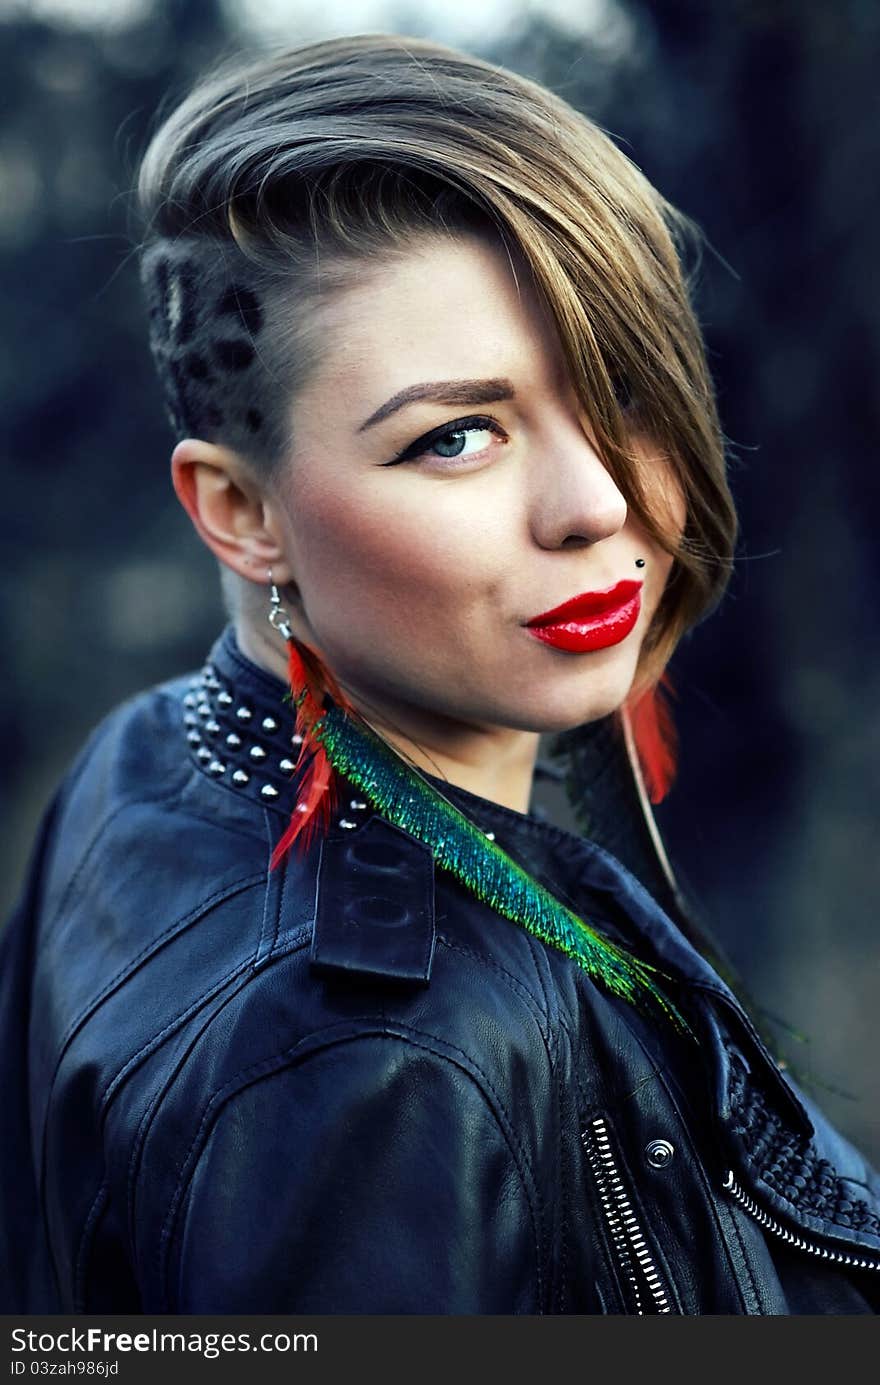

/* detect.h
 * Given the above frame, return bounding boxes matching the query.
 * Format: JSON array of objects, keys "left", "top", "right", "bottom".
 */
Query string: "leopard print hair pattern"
[{"left": 140, "top": 238, "right": 276, "bottom": 462}]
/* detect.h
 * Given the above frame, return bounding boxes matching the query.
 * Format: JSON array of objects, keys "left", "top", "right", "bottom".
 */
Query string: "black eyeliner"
[{"left": 382, "top": 414, "right": 503, "bottom": 466}]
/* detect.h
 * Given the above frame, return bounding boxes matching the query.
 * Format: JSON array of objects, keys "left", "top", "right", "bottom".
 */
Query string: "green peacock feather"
[{"left": 308, "top": 699, "right": 690, "bottom": 1035}]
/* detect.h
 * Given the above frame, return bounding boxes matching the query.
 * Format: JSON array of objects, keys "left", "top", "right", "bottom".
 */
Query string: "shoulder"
[
  {"left": 139, "top": 1014, "right": 548, "bottom": 1311},
  {"left": 48, "top": 669, "right": 265, "bottom": 862},
  {"left": 128, "top": 820, "right": 562, "bottom": 1311},
  {"left": 30, "top": 689, "right": 568, "bottom": 1170},
  {"left": 25, "top": 670, "right": 276, "bottom": 1090},
  {"left": 38, "top": 668, "right": 270, "bottom": 919},
  {"left": 123, "top": 811, "right": 567, "bottom": 1176}
]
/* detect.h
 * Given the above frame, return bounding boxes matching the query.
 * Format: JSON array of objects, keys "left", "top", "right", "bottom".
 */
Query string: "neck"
[
  {"left": 373, "top": 716, "right": 542, "bottom": 816},
  {"left": 234, "top": 616, "right": 541, "bottom": 815}
]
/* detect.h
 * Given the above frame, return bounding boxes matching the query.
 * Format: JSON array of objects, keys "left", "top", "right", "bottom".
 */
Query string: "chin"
[
  {"left": 500, "top": 683, "right": 634, "bottom": 736},
  {"left": 507, "top": 658, "right": 640, "bottom": 734}
]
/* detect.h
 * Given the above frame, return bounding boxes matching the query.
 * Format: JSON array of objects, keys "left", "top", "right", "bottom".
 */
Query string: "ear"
[{"left": 170, "top": 438, "right": 295, "bottom": 585}]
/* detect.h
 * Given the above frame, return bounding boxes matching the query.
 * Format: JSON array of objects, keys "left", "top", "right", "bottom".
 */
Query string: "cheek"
[{"left": 285, "top": 474, "right": 482, "bottom": 624}]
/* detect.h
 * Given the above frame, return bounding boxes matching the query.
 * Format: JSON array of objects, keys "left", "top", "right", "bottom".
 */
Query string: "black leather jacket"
[{"left": 2, "top": 626, "right": 879, "bottom": 1313}]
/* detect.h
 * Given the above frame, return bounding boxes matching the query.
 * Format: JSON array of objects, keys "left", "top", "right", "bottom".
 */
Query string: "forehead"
[{"left": 306, "top": 234, "right": 565, "bottom": 396}]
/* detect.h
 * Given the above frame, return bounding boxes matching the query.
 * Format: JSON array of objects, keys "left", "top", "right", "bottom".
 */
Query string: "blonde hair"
[{"left": 137, "top": 32, "right": 737, "bottom": 690}]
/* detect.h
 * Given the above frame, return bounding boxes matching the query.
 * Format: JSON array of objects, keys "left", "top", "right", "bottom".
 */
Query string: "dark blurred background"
[{"left": 2, "top": 0, "right": 878, "bottom": 1163}]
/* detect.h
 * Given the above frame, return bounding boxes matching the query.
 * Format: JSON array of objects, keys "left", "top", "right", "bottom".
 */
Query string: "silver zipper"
[
  {"left": 581, "top": 1115, "right": 675, "bottom": 1313},
  {"left": 722, "top": 1169, "right": 880, "bottom": 1271}
]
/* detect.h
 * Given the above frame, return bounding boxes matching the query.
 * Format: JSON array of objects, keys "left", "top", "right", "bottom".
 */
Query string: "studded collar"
[
  {"left": 182, "top": 626, "right": 313, "bottom": 816},
  {"left": 182, "top": 624, "right": 580, "bottom": 850},
  {"left": 182, "top": 625, "right": 693, "bottom": 922}
]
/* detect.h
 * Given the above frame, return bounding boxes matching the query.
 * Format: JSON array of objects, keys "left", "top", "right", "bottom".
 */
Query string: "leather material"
[
  {"left": 2, "top": 624, "right": 878, "bottom": 1314},
  {"left": 311, "top": 818, "right": 436, "bottom": 985}
]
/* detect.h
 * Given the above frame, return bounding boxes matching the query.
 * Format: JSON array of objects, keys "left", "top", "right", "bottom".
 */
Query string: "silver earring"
[
  {"left": 635, "top": 558, "right": 646, "bottom": 568},
  {"left": 267, "top": 568, "right": 293, "bottom": 641}
]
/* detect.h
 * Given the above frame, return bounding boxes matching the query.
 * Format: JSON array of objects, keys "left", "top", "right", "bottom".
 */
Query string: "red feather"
[
  {"left": 270, "top": 637, "right": 360, "bottom": 869},
  {"left": 626, "top": 672, "right": 679, "bottom": 805}
]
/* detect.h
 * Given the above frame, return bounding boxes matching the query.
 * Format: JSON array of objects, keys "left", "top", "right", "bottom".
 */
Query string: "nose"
[{"left": 527, "top": 413, "right": 628, "bottom": 549}]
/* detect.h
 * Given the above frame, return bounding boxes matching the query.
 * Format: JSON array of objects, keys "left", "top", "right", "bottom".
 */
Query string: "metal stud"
[
  {"left": 339, "top": 818, "right": 358, "bottom": 829},
  {"left": 183, "top": 712, "right": 198, "bottom": 727},
  {"left": 217, "top": 691, "right": 233, "bottom": 706},
  {"left": 260, "top": 783, "right": 279, "bottom": 799},
  {"left": 183, "top": 693, "right": 197, "bottom": 709},
  {"left": 262, "top": 716, "right": 278, "bottom": 733},
  {"left": 350, "top": 799, "right": 367, "bottom": 811},
  {"left": 236, "top": 707, "right": 253, "bottom": 722},
  {"left": 186, "top": 730, "right": 202, "bottom": 746},
  {"left": 196, "top": 746, "right": 212, "bottom": 762},
  {"left": 225, "top": 732, "right": 242, "bottom": 749},
  {"left": 279, "top": 758, "right": 296, "bottom": 773},
  {"left": 484, "top": 830, "right": 496, "bottom": 841},
  {"left": 197, "top": 704, "right": 211, "bottom": 718},
  {"left": 207, "top": 759, "right": 226, "bottom": 775},
  {"left": 232, "top": 769, "right": 250, "bottom": 785},
  {"left": 249, "top": 745, "right": 267, "bottom": 762},
  {"left": 291, "top": 733, "right": 303, "bottom": 746},
  {"left": 204, "top": 720, "right": 220, "bottom": 735},
  {"left": 645, "top": 1139, "right": 675, "bottom": 1169}
]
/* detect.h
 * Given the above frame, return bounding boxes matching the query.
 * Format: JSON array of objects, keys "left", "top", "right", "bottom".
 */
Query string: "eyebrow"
[{"left": 357, "top": 377, "right": 516, "bottom": 432}]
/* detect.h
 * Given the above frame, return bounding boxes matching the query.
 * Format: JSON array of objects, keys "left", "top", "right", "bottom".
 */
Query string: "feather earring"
[
  {"left": 266, "top": 576, "right": 361, "bottom": 867},
  {"left": 625, "top": 672, "right": 678, "bottom": 805}
]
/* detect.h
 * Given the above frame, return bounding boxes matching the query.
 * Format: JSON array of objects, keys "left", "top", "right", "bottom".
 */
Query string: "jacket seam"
[
  {"left": 99, "top": 954, "right": 258, "bottom": 1116},
  {"left": 524, "top": 933, "right": 556, "bottom": 1067},
  {"left": 124, "top": 955, "right": 290, "bottom": 1272},
  {"left": 38, "top": 874, "right": 267, "bottom": 1221},
  {"left": 69, "top": 944, "right": 291, "bottom": 1308},
  {"left": 555, "top": 1004, "right": 592, "bottom": 1114},
  {"left": 722, "top": 1200, "right": 766, "bottom": 1314},
  {"left": 74, "top": 1181, "right": 109, "bottom": 1314},
  {"left": 435, "top": 933, "right": 551, "bottom": 1049},
  {"left": 615, "top": 1009, "right": 762, "bottom": 1314},
  {"left": 555, "top": 1030, "right": 568, "bottom": 1310},
  {"left": 256, "top": 815, "right": 284, "bottom": 964},
  {"left": 168, "top": 767, "right": 271, "bottom": 844},
  {"left": 49, "top": 781, "right": 189, "bottom": 941},
  {"left": 158, "top": 1023, "right": 545, "bottom": 1311},
  {"left": 51, "top": 872, "right": 266, "bottom": 1068}
]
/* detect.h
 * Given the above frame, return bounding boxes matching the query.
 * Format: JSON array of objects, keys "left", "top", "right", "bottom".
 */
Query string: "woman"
[{"left": 2, "top": 33, "right": 878, "bottom": 1314}]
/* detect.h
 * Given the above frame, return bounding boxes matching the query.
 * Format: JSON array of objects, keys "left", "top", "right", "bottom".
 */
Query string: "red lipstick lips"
[{"left": 525, "top": 579, "right": 642, "bottom": 653}]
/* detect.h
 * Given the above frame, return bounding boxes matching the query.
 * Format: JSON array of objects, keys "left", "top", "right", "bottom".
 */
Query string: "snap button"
[{"left": 645, "top": 1138, "right": 675, "bottom": 1169}]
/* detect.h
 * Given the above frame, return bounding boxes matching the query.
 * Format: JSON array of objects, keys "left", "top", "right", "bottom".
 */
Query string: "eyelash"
[{"left": 383, "top": 414, "right": 507, "bottom": 467}]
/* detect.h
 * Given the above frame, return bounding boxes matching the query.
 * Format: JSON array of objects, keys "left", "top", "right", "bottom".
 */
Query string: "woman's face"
[{"left": 273, "top": 233, "right": 683, "bottom": 756}]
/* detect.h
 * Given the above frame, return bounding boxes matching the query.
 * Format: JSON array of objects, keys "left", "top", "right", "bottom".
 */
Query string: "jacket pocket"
[{"left": 580, "top": 1110, "right": 678, "bottom": 1314}]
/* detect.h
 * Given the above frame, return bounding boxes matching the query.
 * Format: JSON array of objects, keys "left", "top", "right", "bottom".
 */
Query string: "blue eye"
[
  {"left": 432, "top": 423, "right": 496, "bottom": 457},
  {"left": 385, "top": 414, "right": 507, "bottom": 466}
]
